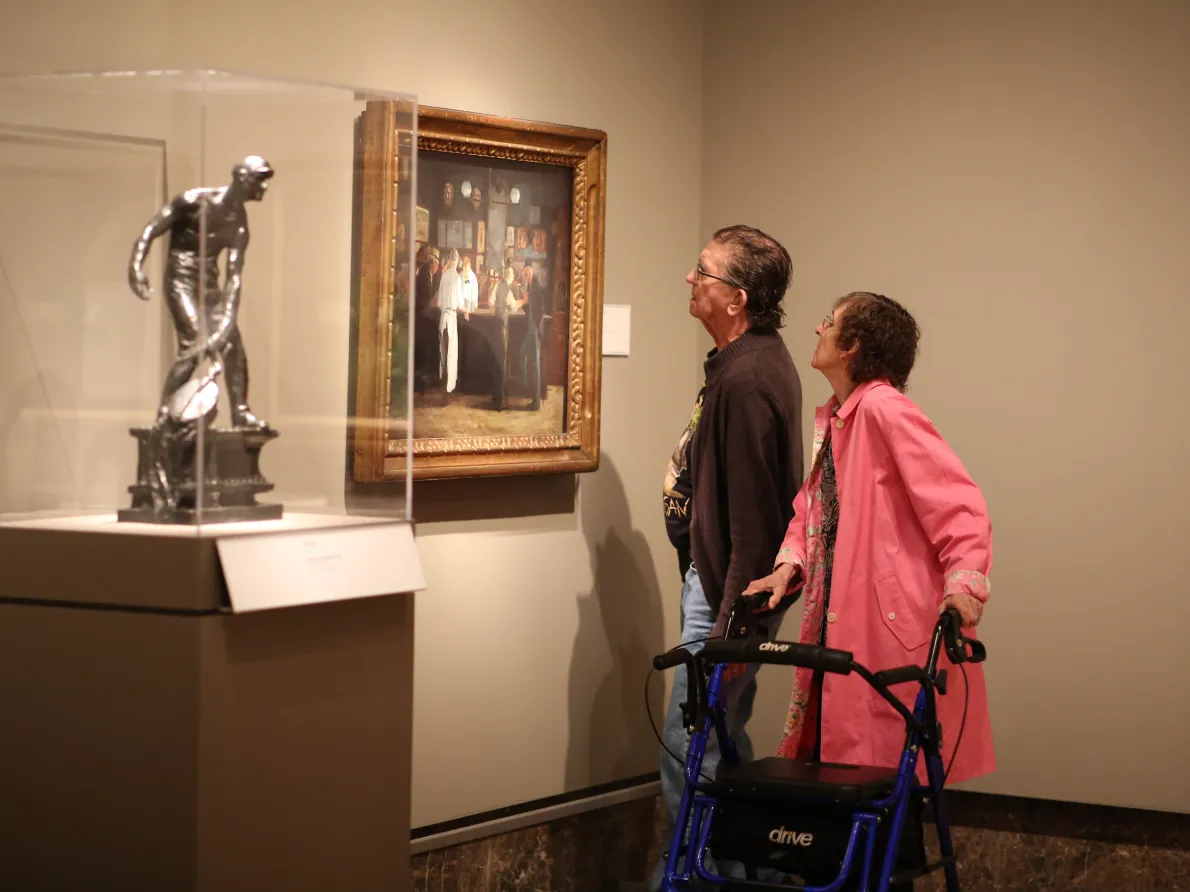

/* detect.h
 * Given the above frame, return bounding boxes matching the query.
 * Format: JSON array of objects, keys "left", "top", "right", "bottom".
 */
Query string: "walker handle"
[
  {"left": 652, "top": 646, "right": 695, "bottom": 672},
  {"left": 699, "top": 638, "right": 854, "bottom": 675},
  {"left": 874, "top": 665, "right": 929, "bottom": 687}
]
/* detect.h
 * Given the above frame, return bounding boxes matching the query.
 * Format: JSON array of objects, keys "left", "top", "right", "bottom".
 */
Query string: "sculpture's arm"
[{"left": 128, "top": 199, "right": 178, "bottom": 301}]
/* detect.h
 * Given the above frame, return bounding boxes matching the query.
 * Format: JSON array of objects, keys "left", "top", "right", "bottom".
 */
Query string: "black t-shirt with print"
[{"left": 662, "top": 388, "right": 706, "bottom": 577}]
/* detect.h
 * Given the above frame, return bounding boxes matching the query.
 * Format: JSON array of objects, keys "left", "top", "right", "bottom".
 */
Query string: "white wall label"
[
  {"left": 216, "top": 520, "right": 425, "bottom": 613},
  {"left": 602, "top": 304, "right": 631, "bottom": 356}
]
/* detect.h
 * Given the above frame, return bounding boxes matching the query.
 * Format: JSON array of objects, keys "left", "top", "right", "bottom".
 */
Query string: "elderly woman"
[{"left": 745, "top": 292, "right": 994, "bottom": 888}]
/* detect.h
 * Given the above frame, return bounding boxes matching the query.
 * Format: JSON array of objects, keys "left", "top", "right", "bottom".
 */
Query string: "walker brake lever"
[
  {"left": 726, "top": 590, "right": 801, "bottom": 640},
  {"left": 741, "top": 589, "right": 801, "bottom": 615},
  {"left": 941, "top": 607, "right": 987, "bottom": 664}
]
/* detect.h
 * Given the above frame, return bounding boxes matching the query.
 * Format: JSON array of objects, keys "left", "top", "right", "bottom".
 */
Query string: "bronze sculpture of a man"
[
  {"left": 129, "top": 154, "right": 273, "bottom": 431},
  {"left": 123, "top": 155, "right": 279, "bottom": 519}
]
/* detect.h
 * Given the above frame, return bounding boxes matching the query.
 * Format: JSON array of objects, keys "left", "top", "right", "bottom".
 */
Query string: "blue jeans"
[{"left": 652, "top": 564, "right": 785, "bottom": 890}]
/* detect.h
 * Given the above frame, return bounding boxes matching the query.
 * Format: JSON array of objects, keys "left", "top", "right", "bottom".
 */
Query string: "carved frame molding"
[{"left": 350, "top": 105, "right": 607, "bottom": 481}]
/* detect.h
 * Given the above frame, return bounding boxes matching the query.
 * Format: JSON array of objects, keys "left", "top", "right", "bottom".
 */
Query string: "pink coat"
[{"left": 773, "top": 380, "right": 995, "bottom": 784}]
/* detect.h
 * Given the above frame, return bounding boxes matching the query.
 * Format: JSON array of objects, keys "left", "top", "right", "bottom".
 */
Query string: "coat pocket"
[{"left": 873, "top": 571, "right": 929, "bottom": 652}]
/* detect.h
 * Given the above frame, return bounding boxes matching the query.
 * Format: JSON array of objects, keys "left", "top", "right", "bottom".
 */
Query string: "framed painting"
[{"left": 350, "top": 102, "right": 607, "bottom": 481}]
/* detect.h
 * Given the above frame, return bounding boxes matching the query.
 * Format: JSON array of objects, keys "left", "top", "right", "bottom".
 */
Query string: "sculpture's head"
[{"left": 231, "top": 155, "right": 274, "bottom": 201}]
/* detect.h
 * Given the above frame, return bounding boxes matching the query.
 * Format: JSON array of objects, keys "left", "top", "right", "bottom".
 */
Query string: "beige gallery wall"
[
  {"left": 701, "top": 0, "right": 1190, "bottom": 813},
  {"left": 9, "top": 0, "right": 1184, "bottom": 833},
  {"left": 0, "top": 0, "right": 707, "bottom": 828}
]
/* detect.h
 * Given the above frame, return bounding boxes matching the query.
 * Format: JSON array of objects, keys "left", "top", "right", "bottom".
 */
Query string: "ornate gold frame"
[{"left": 350, "top": 103, "right": 607, "bottom": 482}]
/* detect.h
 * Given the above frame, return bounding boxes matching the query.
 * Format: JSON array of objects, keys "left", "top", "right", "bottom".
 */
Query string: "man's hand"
[
  {"left": 129, "top": 267, "right": 152, "bottom": 301},
  {"left": 940, "top": 592, "right": 983, "bottom": 628},
  {"left": 743, "top": 563, "right": 801, "bottom": 611}
]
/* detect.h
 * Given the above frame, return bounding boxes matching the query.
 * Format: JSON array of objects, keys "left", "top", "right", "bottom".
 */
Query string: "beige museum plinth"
[{"left": 0, "top": 517, "right": 414, "bottom": 892}]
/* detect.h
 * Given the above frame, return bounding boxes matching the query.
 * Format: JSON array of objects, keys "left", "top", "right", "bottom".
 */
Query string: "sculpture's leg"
[
  {"left": 146, "top": 431, "right": 168, "bottom": 512},
  {"left": 158, "top": 274, "right": 203, "bottom": 424},
  {"left": 147, "top": 268, "right": 206, "bottom": 514},
  {"left": 157, "top": 355, "right": 203, "bottom": 425},
  {"left": 147, "top": 420, "right": 178, "bottom": 513},
  {"left": 223, "top": 326, "right": 268, "bottom": 430},
  {"left": 165, "top": 268, "right": 201, "bottom": 340}
]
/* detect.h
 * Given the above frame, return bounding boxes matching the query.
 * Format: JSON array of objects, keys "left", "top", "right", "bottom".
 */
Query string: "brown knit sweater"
[{"left": 689, "top": 330, "right": 805, "bottom": 632}]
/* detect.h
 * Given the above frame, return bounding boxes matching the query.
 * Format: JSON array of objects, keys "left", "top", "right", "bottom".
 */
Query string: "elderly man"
[{"left": 653, "top": 224, "right": 805, "bottom": 890}]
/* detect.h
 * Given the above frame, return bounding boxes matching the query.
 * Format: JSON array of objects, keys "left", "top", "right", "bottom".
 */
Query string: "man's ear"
[{"left": 728, "top": 288, "right": 748, "bottom": 317}]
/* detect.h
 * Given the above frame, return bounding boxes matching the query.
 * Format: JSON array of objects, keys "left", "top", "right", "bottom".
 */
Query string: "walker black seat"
[{"left": 715, "top": 757, "right": 898, "bottom": 807}]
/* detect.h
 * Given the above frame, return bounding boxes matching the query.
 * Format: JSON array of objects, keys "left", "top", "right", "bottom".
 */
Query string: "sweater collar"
[{"left": 704, "top": 330, "right": 773, "bottom": 384}]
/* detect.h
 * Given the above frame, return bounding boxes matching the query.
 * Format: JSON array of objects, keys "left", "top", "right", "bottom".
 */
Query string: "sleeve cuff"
[
  {"left": 944, "top": 569, "right": 991, "bottom": 603},
  {"left": 774, "top": 547, "right": 803, "bottom": 571}
]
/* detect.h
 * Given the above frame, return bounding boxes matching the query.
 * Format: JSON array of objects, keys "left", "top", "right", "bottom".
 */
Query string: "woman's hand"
[
  {"left": 743, "top": 563, "right": 801, "bottom": 611},
  {"left": 940, "top": 593, "right": 983, "bottom": 628}
]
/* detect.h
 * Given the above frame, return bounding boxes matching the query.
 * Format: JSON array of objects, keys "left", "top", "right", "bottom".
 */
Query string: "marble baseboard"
[
  {"left": 413, "top": 790, "right": 1190, "bottom": 890},
  {"left": 411, "top": 795, "right": 664, "bottom": 892},
  {"left": 918, "top": 791, "right": 1190, "bottom": 891}
]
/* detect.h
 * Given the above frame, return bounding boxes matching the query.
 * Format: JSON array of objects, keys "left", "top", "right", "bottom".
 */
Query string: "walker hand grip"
[
  {"left": 941, "top": 608, "right": 987, "bottom": 664},
  {"left": 699, "top": 639, "right": 854, "bottom": 675},
  {"left": 739, "top": 590, "right": 801, "bottom": 614},
  {"left": 652, "top": 647, "right": 695, "bottom": 672}
]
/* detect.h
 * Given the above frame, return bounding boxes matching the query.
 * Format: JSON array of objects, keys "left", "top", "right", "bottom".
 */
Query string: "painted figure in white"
[{"left": 437, "top": 248, "right": 463, "bottom": 392}]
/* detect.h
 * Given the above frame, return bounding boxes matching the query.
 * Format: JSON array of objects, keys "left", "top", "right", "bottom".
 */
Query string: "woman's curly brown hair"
[{"left": 833, "top": 292, "right": 920, "bottom": 392}]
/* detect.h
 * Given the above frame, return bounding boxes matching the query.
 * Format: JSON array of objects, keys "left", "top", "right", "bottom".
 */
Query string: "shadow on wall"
[{"left": 567, "top": 453, "right": 667, "bottom": 792}]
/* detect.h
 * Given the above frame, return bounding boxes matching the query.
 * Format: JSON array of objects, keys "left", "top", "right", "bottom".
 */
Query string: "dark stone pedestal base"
[
  {"left": 117, "top": 502, "right": 284, "bottom": 525},
  {"left": 118, "top": 426, "right": 283, "bottom": 526}
]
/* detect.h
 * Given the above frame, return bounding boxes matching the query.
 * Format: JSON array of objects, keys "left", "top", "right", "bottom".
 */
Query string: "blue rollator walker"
[{"left": 651, "top": 591, "right": 987, "bottom": 892}]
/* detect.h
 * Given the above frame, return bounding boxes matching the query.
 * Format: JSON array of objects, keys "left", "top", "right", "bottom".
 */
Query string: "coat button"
[
  {"left": 888, "top": 612, "right": 896, "bottom": 620},
  {"left": 835, "top": 418, "right": 845, "bottom": 429},
  {"left": 827, "top": 612, "right": 837, "bottom": 623}
]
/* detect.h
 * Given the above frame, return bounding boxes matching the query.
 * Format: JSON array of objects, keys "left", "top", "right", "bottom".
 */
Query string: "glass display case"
[
  {"left": 0, "top": 74, "right": 423, "bottom": 892},
  {"left": 0, "top": 69, "right": 417, "bottom": 537}
]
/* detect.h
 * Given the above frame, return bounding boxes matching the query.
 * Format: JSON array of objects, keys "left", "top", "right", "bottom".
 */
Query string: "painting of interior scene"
[{"left": 406, "top": 150, "right": 573, "bottom": 440}]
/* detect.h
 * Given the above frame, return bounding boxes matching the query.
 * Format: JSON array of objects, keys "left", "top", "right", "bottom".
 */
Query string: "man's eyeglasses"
[
  {"left": 821, "top": 314, "right": 836, "bottom": 330},
  {"left": 694, "top": 263, "right": 744, "bottom": 290}
]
